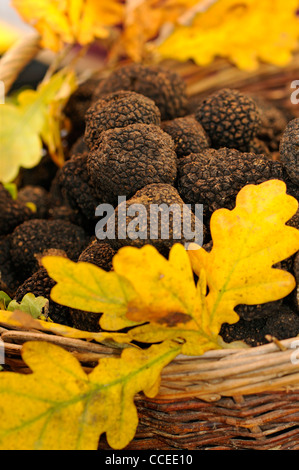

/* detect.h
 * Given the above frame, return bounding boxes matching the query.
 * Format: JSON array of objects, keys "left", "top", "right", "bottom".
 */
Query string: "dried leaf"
[
  {"left": 7, "top": 293, "right": 49, "bottom": 319},
  {"left": 158, "top": 0, "right": 299, "bottom": 70},
  {"left": 0, "top": 292, "right": 12, "bottom": 310},
  {"left": 43, "top": 245, "right": 234, "bottom": 356},
  {"left": 108, "top": 243, "right": 229, "bottom": 355},
  {"left": 44, "top": 180, "right": 299, "bottom": 355},
  {"left": 0, "top": 340, "right": 180, "bottom": 450},
  {"left": 12, "top": 0, "right": 124, "bottom": 52},
  {"left": 120, "top": 0, "right": 200, "bottom": 61},
  {"left": 188, "top": 180, "right": 299, "bottom": 334},
  {"left": 42, "top": 257, "right": 138, "bottom": 330},
  {"left": 0, "top": 68, "right": 77, "bottom": 183},
  {"left": 0, "top": 309, "right": 131, "bottom": 346},
  {"left": 0, "top": 20, "right": 21, "bottom": 54}
]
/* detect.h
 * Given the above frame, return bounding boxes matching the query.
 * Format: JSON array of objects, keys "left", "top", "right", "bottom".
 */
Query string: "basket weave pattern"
[
  {"left": 2, "top": 325, "right": 299, "bottom": 450},
  {"left": 99, "top": 338, "right": 299, "bottom": 450}
]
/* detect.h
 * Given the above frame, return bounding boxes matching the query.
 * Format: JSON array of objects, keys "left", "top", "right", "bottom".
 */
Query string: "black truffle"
[
  {"left": 235, "top": 300, "right": 283, "bottom": 321},
  {"left": 280, "top": 118, "right": 299, "bottom": 185},
  {"left": 78, "top": 239, "right": 115, "bottom": 271},
  {"left": 93, "top": 64, "right": 188, "bottom": 121},
  {"left": 19, "top": 154, "right": 59, "bottom": 191},
  {"left": 177, "top": 148, "right": 285, "bottom": 216},
  {"left": 17, "top": 185, "right": 50, "bottom": 219},
  {"left": 249, "top": 138, "right": 271, "bottom": 158},
  {"left": 0, "top": 183, "right": 33, "bottom": 236},
  {"left": 263, "top": 306, "right": 299, "bottom": 341},
  {"left": 64, "top": 78, "right": 99, "bottom": 145},
  {"left": 294, "top": 252, "right": 299, "bottom": 283},
  {"left": 162, "top": 115, "right": 210, "bottom": 158},
  {"left": 87, "top": 123, "right": 177, "bottom": 205},
  {"left": 250, "top": 93, "right": 288, "bottom": 152},
  {"left": 105, "top": 183, "right": 206, "bottom": 256},
  {"left": 10, "top": 219, "right": 89, "bottom": 281},
  {"left": 52, "top": 153, "right": 100, "bottom": 224},
  {"left": 69, "top": 135, "right": 89, "bottom": 156},
  {"left": 195, "top": 88, "right": 261, "bottom": 151},
  {"left": 294, "top": 252, "right": 299, "bottom": 309},
  {"left": 70, "top": 308, "right": 102, "bottom": 332},
  {"left": 70, "top": 240, "right": 116, "bottom": 331},
  {"left": 220, "top": 316, "right": 267, "bottom": 347},
  {"left": 84, "top": 90, "right": 161, "bottom": 150},
  {"left": 0, "top": 235, "right": 20, "bottom": 296},
  {"left": 14, "top": 268, "right": 72, "bottom": 326}
]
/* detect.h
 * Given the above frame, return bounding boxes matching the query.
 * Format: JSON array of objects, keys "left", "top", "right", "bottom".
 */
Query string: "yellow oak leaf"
[
  {"left": 0, "top": 20, "right": 22, "bottom": 54},
  {"left": 43, "top": 244, "right": 236, "bottom": 356},
  {"left": 188, "top": 180, "right": 299, "bottom": 335},
  {"left": 106, "top": 243, "right": 241, "bottom": 355},
  {"left": 12, "top": 0, "right": 124, "bottom": 52},
  {"left": 112, "top": 243, "right": 197, "bottom": 325},
  {"left": 120, "top": 0, "right": 200, "bottom": 62},
  {"left": 0, "top": 309, "right": 131, "bottom": 346},
  {"left": 43, "top": 180, "right": 299, "bottom": 356},
  {"left": 158, "top": 0, "right": 299, "bottom": 70},
  {"left": 0, "top": 340, "right": 180, "bottom": 450},
  {"left": 0, "top": 68, "right": 77, "bottom": 183},
  {"left": 42, "top": 256, "right": 138, "bottom": 330}
]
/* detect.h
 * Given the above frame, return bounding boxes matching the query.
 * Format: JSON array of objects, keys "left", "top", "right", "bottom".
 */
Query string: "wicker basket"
[
  {"left": 0, "top": 40, "right": 298, "bottom": 450},
  {"left": 1, "top": 325, "right": 299, "bottom": 450}
]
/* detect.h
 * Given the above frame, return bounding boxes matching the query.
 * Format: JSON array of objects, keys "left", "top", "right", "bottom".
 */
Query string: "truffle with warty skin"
[
  {"left": 10, "top": 219, "right": 89, "bottom": 281},
  {"left": 279, "top": 118, "right": 299, "bottom": 185},
  {"left": 15, "top": 265, "right": 103, "bottom": 331},
  {"left": 195, "top": 88, "right": 261, "bottom": 151},
  {"left": 106, "top": 183, "right": 207, "bottom": 256},
  {"left": 0, "top": 183, "right": 33, "bottom": 236},
  {"left": 249, "top": 93, "right": 288, "bottom": 152},
  {"left": 263, "top": 306, "right": 299, "bottom": 341},
  {"left": 220, "top": 316, "right": 267, "bottom": 347},
  {"left": 93, "top": 64, "right": 188, "bottom": 121},
  {"left": 64, "top": 77, "right": 100, "bottom": 146},
  {"left": 19, "top": 154, "right": 59, "bottom": 191},
  {"left": 84, "top": 90, "right": 161, "bottom": 150},
  {"left": 234, "top": 300, "right": 284, "bottom": 321},
  {"left": 293, "top": 252, "right": 299, "bottom": 312},
  {"left": 161, "top": 115, "right": 210, "bottom": 158},
  {"left": 69, "top": 240, "right": 116, "bottom": 331},
  {"left": 52, "top": 153, "right": 100, "bottom": 225},
  {"left": 17, "top": 185, "right": 50, "bottom": 219},
  {"left": 249, "top": 138, "right": 271, "bottom": 158},
  {"left": 69, "top": 135, "right": 89, "bottom": 157},
  {"left": 0, "top": 235, "right": 21, "bottom": 297},
  {"left": 203, "top": 240, "right": 291, "bottom": 321},
  {"left": 14, "top": 267, "right": 73, "bottom": 326},
  {"left": 87, "top": 123, "right": 178, "bottom": 205},
  {"left": 220, "top": 305, "right": 299, "bottom": 347},
  {"left": 78, "top": 238, "right": 115, "bottom": 272},
  {"left": 177, "top": 148, "right": 286, "bottom": 217}
]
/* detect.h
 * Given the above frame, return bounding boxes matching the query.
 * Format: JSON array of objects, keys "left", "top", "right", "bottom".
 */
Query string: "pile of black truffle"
[{"left": 0, "top": 63, "right": 298, "bottom": 345}]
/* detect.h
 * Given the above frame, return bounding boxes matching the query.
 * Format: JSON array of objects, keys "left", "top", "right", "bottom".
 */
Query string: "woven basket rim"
[
  {"left": 158, "top": 335, "right": 299, "bottom": 401},
  {"left": 2, "top": 321, "right": 299, "bottom": 401}
]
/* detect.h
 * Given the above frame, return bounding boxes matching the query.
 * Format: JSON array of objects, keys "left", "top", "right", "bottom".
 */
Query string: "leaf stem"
[{"left": 42, "top": 44, "right": 74, "bottom": 83}]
